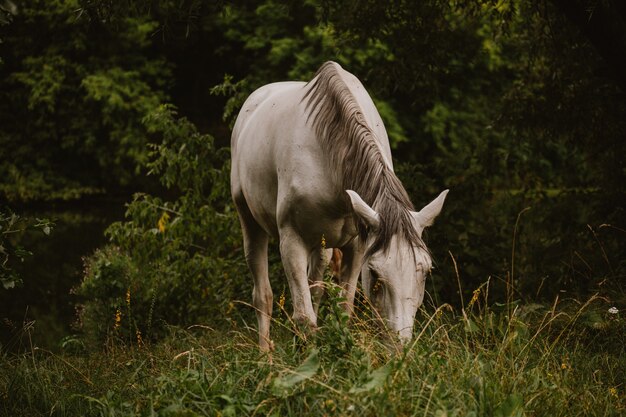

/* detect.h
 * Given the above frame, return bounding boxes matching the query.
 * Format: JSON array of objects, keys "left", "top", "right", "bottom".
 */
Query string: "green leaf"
[
  {"left": 349, "top": 363, "right": 392, "bottom": 393},
  {"left": 271, "top": 349, "right": 319, "bottom": 396},
  {"left": 464, "top": 318, "right": 479, "bottom": 333},
  {"left": 582, "top": 310, "right": 608, "bottom": 330},
  {"left": 494, "top": 393, "right": 523, "bottom": 417},
  {"left": 2, "top": 278, "right": 17, "bottom": 289}
]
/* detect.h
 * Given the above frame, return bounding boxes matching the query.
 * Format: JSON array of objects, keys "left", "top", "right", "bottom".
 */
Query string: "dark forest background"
[{"left": 1, "top": 0, "right": 624, "bottom": 349}]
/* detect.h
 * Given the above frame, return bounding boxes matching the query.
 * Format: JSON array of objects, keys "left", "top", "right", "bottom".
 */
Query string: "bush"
[{"left": 76, "top": 105, "right": 252, "bottom": 346}]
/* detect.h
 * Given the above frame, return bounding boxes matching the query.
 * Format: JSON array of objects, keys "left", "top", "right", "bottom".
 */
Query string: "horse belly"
[{"left": 232, "top": 131, "right": 280, "bottom": 238}]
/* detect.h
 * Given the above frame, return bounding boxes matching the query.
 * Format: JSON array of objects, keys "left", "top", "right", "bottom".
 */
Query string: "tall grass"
[{"left": 1, "top": 280, "right": 624, "bottom": 417}]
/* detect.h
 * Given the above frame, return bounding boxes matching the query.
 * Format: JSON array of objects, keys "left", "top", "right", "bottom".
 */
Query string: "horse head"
[{"left": 347, "top": 189, "right": 448, "bottom": 342}]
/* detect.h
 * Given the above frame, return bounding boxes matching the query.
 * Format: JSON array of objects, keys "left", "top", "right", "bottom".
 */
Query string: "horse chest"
[{"left": 277, "top": 187, "right": 357, "bottom": 248}]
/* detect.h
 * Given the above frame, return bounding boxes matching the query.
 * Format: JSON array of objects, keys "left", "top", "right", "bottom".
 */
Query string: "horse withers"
[{"left": 230, "top": 61, "right": 448, "bottom": 350}]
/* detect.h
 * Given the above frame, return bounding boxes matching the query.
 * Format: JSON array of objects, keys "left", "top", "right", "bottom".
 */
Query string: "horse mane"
[{"left": 302, "top": 61, "right": 426, "bottom": 257}]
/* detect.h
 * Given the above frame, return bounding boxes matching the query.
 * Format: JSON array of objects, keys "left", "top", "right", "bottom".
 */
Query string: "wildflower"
[
  {"left": 157, "top": 212, "right": 170, "bottom": 233},
  {"left": 468, "top": 288, "right": 481, "bottom": 308},
  {"left": 561, "top": 363, "right": 568, "bottom": 370},
  {"left": 126, "top": 288, "right": 131, "bottom": 307},
  {"left": 324, "top": 399, "right": 336, "bottom": 411},
  {"left": 609, "top": 387, "right": 618, "bottom": 398},
  {"left": 608, "top": 306, "right": 619, "bottom": 314},
  {"left": 114, "top": 308, "right": 122, "bottom": 329},
  {"left": 136, "top": 329, "right": 143, "bottom": 346},
  {"left": 278, "top": 292, "right": 286, "bottom": 309},
  {"left": 321, "top": 234, "right": 326, "bottom": 249},
  {"left": 226, "top": 301, "right": 234, "bottom": 315}
]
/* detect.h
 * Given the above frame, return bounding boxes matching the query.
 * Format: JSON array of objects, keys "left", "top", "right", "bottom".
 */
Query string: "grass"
[{"left": 1, "top": 283, "right": 624, "bottom": 417}]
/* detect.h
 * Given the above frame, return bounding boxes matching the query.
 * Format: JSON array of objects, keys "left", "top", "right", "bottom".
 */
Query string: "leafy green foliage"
[
  {"left": 317, "top": 0, "right": 626, "bottom": 300},
  {"left": 205, "top": 0, "right": 625, "bottom": 303},
  {"left": 62, "top": 0, "right": 624, "bottom": 348},
  {"left": 0, "top": 4, "right": 624, "bottom": 417},
  {"left": 210, "top": 1, "right": 409, "bottom": 147},
  {"left": 0, "top": 1, "right": 167, "bottom": 202},
  {"left": 0, "top": 209, "right": 53, "bottom": 290},
  {"left": 271, "top": 349, "right": 320, "bottom": 397},
  {"left": 76, "top": 105, "right": 248, "bottom": 344},
  {"left": 2, "top": 0, "right": 622, "bottom": 297}
]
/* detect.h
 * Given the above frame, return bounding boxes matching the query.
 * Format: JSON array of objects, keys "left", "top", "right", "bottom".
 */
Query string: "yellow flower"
[
  {"left": 561, "top": 363, "right": 568, "bottom": 370},
  {"left": 609, "top": 387, "right": 618, "bottom": 398},
  {"left": 468, "top": 288, "right": 481, "bottom": 308},
  {"left": 158, "top": 212, "right": 170, "bottom": 233},
  {"left": 126, "top": 288, "right": 131, "bottom": 307},
  {"left": 324, "top": 399, "right": 336, "bottom": 411},
  {"left": 278, "top": 292, "right": 286, "bottom": 309},
  {"left": 114, "top": 308, "right": 121, "bottom": 329},
  {"left": 321, "top": 234, "right": 326, "bottom": 249}
]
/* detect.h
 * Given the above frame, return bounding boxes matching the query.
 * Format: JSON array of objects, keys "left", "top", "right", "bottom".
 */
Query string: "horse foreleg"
[
  {"left": 308, "top": 248, "right": 331, "bottom": 315},
  {"left": 337, "top": 239, "right": 364, "bottom": 317},
  {"left": 279, "top": 229, "right": 318, "bottom": 330}
]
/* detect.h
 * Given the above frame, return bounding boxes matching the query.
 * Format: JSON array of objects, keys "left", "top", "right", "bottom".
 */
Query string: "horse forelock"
[{"left": 303, "top": 61, "right": 427, "bottom": 259}]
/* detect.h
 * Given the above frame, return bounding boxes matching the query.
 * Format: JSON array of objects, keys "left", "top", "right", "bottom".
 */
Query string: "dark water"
[{"left": 0, "top": 200, "right": 125, "bottom": 352}]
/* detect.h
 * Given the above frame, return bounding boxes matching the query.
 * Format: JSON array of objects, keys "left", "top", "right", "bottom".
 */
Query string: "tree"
[{"left": 0, "top": 1, "right": 168, "bottom": 202}]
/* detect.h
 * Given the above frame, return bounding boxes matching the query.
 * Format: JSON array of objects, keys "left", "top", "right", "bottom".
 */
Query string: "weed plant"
[{"left": 1, "top": 279, "right": 624, "bottom": 417}]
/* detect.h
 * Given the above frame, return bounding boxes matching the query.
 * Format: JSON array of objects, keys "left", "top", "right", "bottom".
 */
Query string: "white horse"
[{"left": 231, "top": 61, "right": 448, "bottom": 351}]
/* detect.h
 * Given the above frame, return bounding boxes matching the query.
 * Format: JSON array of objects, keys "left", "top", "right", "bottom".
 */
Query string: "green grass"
[{"left": 1, "top": 289, "right": 624, "bottom": 417}]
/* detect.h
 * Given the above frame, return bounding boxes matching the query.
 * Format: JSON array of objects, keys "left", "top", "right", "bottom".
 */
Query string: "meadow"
[
  {"left": 2, "top": 276, "right": 624, "bottom": 417},
  {"left": 1, "top": 2, "right": 625, "bottom": 416}
]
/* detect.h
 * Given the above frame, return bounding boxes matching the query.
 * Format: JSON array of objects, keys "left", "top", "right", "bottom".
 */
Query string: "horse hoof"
[
  {"left": 259, "top": 338, "right": 275, "bottom": 352},
  {"left": 292, "top": 314, "right": 317, "bottom": 330}
]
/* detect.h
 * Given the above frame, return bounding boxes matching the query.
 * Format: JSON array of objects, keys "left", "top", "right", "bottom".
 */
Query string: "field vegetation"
[
  {"left": 1, "top": 1, "right": 624, "bottom": 415},
  {"left": 3, "top": 281, "right": 625, "bottom": 416}
]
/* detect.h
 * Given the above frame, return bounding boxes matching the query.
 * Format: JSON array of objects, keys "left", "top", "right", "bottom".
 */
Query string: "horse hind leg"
[
  {"left": 329, "top": 248, "right": 343, "bottom": 281},
  {"left": 248, "top": 229, "right": 273, "bottom": 351},
  {"left": 234, "top": 197, "right": 273, "bottom": 351}
]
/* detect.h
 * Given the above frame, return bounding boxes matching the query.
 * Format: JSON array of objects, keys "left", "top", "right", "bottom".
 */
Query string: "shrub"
[{"left": 76, "top": 105, "right": 252, "bottom": 346}]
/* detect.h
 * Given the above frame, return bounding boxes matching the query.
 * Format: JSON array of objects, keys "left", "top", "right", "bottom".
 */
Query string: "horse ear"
[
  {"left": 346, "top": 190, "right": 380, "bottom": 230},
  {"left": 413, "top": 190, "right": 449, "bottom": 233}
]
